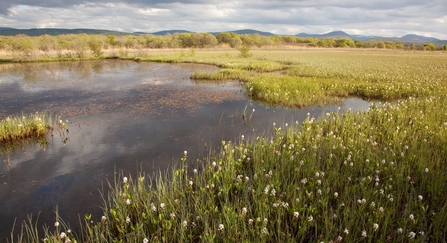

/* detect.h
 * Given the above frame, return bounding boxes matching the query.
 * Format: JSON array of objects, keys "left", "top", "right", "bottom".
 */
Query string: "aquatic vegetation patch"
[
  {"left": 191, "top": 69, "right": 252, "bottom": 82},
  {"left": 0, "top": 112, "right": 52, "bottom": 144}
]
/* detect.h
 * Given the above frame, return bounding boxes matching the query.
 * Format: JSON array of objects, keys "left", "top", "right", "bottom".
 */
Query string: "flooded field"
[{"left": 0, "top": 60, "right": 371, "bottom": 239}]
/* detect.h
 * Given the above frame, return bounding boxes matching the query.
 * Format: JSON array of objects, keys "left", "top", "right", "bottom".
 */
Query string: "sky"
[{"left": 0, "top": 0, "right": 446, "bottom": 39}]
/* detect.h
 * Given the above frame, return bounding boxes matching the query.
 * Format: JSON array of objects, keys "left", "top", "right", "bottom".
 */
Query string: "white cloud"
[{"left": 0, "top": 0, "right": 446, "bottom": 39}]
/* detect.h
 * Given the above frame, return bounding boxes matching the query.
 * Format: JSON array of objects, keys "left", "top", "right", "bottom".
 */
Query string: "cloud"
[{"left": 0, "top": 0, "right": 446, "bottom": 39}]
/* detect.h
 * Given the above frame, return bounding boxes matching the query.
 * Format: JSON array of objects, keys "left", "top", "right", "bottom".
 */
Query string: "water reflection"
[{"left": 0, "top": 60, "right": 371, "bottom": 239}]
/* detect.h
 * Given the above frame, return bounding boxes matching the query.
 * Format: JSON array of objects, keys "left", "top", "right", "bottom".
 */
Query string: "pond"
[{"left": 0, "top": 60, "right": 371, "bottom": 239}]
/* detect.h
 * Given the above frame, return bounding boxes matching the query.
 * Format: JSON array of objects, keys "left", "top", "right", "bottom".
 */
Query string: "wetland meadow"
[{"left": 0, "top": 46, "right": 447, "bottom": 242}]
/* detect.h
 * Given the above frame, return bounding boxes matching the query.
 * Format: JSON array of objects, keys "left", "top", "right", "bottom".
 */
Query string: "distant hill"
[
  {"left": 150, "top": 30, "right": 193, "bottom": 35},
  {"left": 212, "top": 29, "right": 275, "bottom": 36},
  {"left": 296, "top": 30, "right": 447, "bottom": 46},
  {"left": 401, "top": 34, "right": 439, "bottom": 42},
  {"left": 151, "top": 29, "right": 276, "bottom": 36},
  {"left": 296, "top": 31, "right": 352, "bottom": 39},
  {"left": 1, "top": 27, "right": 445, "bottom": 46},
  {"left": 0, "top": 28, "right": 132, "bottom": 36},
  {"left": 296, "top": 31, "right": 376, "bottom": 40},
  {"left": 320, "top": 31, "right": 351, "bottom": 38}
]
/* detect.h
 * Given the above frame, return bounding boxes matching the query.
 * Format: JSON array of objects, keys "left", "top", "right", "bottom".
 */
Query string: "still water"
[{"left": 0, "top": 60, "right": 371, "bottom": 239}]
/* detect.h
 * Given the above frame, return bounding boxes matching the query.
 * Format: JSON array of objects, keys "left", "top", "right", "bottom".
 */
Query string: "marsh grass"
[
  {"left": 191, "top": 69, "right": 252, "bottom": 81},
  {"left": 0, "top": 113, "right": 51, "bottom": 144},
  {"left": 1, "top": 113, "right": 70, "bottom": 162}
]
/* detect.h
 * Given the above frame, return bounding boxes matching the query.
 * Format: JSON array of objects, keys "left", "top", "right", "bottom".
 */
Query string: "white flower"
[
  {"left": 361, "top": 230, "right": 367, "bottom": 237},
  {"left": 418, "top": 195, "right": 423, "bottom": 201},
  {"left": 170, "top": 212, "right": 176, "bottom": 219},
  {"left": 308, "top": 215, "right": 314, "bottom": 222},
  {"left": 424, "top": 168, "right": 429, "bottom": 173},
  {"left": 408, "top": 231, "right": 416, "bottom": 239},
  {"left": 293, "top": 212, "right": 299, "bottom": 219},
  {"left": 409, "top": 214, "right": 414, "bottom": 220},
  {"left": 334, "top": 192, "right": 339, "bottom": 198},
  {"left": 151, "top": 203, "right": 157, "bottom": 212},
  {"left": 143, "top": 238, "right": 149, "bottom": 243},
  {"left": 241, "top": 135, "right": 244, "bottom": 140},
  {"left": 55, "top": 222, "right": 60, "bottom": 227},
  {"left": 373, "top": 223, "right": 379, "bottom": 231},
  {"left": 218, "top": 224, "right": 224, "bottom": 232},
  {"left": 60, "top": 232, "right": 66, "bottom": 239},
  {"left": 183, "top": 220, "right": 188, "bottom": 227},
  {"left": 212, "top": 161, "right": 217, "bottom": 167},
  {"left": 358, "top": 198, "right": 366, "bottom": 205},
  {"left": 344, "top": 228, "right": 349, "bottom": 234},
  {"left": 193, "top": 169, "right": 198, "bottom": 174},
  {"left": 160, "top": 203, "right": 165, "bottom": 210},
  {"left": 242, "top": 207, "right": 247, "bottom": 215},
  {"left": 336, "top": 236, "right": 343, "bottom": 242},
  {"left": 184, "top": 150, "right": 187, "bottom": 156},
  {"left": 126, "top": 216, "right": 131, "bottom": 224},
  {"left": 126, "top": 199, "right": 131, "bottom": 205},
  {"left": 397, "top": 228, "right": 403, "bottom": 233},
  {"left": 248, "top": 219, "right": 254, "bottom": 225},
  {"left": 123, "top": 177, "right": 128, "bottom": 184},
  {"left": 188, "top": 181, "right": 193, "bottom": 187},
  {"left": 262, "top": 227, "right": 268, "bottom": 234},
  {"left": 101, "top": 216, "right": 107, "bottom": 222}
]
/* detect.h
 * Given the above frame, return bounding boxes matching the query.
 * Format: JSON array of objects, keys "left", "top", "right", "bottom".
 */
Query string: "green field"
[{"left": 7, "top": 48, "right": 447, "bottom": 242}]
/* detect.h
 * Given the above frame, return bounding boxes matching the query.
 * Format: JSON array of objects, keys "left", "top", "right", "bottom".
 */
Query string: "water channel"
[{"left": 0, "top": 60, "right": 371, "bottom": 239}]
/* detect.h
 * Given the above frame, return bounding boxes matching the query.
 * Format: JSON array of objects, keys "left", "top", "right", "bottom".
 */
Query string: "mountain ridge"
[{"left": 0, "top": 27, "right": 445, "bottom": 45}]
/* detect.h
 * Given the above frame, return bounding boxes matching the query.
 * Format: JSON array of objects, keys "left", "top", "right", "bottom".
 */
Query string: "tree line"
[{"left": 0, "top": 32, "right": 445, "bottom": 60}]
